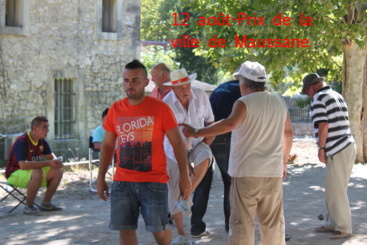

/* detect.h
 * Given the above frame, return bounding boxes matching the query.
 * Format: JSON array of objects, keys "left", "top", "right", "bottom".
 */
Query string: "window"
[
  {"left": 96, "top": 0, "right": 123, "bottom": 40},
  {"left": 0, "top": 0, "right": 29, "bottom": 35},
  {"left": 54, "top": 78, "right": 75, "bottom": 139},
  {"left": 102, "top": 0, "right": 116, "bottom": 32},
  {"left": 5, "top": 0, "right": 23, "bottom": 27}
]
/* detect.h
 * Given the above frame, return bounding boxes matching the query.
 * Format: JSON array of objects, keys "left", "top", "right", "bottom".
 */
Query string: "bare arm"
[
  {"left": 181, "top": 100, "right": 247, "bottom": 138},
  {"left": 202, "top": 121, "right": 215, "bottom": 145},
  {"left": 282, "top": 112, "right": 294, "bottom": 179},
  {"left": 166, "top": 126, "right": 192, "bottom": 200},
  {"left": 317, "top": 122, "right": 328, "bottom": 164},
  {"left": 97, "top": 130, "right": 117, "bottom": 200},
  {"left": 93, "top": 142, "right": 102, "bottom": 150},
  {"left": 44, "top": 153, "right": 57, "bottom": 160},
  {"left": 19, "top": 153, "right": 63, "bottom": 170}
]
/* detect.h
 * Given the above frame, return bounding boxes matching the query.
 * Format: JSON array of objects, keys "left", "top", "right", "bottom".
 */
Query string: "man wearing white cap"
[
  {"left": 163, "top": 68, "right": 215, "bottom": 245},
  {"left": 180, "top": 61, "right": 294, "bottom": 245}
]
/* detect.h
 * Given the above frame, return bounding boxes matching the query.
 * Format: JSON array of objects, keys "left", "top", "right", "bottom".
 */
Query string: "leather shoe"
[{"left": 329, "top": 231, "right": 351, "bottom": 239}]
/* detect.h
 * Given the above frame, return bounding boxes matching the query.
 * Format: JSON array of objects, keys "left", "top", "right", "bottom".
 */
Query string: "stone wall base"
[{"left": 292, "top": 122, "right": 313, "bottom": 136}]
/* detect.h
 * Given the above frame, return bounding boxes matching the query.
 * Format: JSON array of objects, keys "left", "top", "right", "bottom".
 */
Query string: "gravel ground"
[{"left": 1, "top": 138, "right": 366, "bottom": 245}]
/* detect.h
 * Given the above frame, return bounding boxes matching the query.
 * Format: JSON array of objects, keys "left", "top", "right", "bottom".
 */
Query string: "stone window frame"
[
  {"left": 96, "top": 0, "right": 123, "bottom": 40},
  {"left": 54, "top": 77, "right": 77, "bottom": 140},
  {"left": 0, "top": 0, "right": 29, "bottom": 36},
  {"left": 102, "top": 0, "right": 117, "bottom": 32}
]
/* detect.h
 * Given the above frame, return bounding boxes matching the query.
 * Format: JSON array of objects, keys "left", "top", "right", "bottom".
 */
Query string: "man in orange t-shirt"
[{"left": 97, "top": 59, "right": 191, "bottom": 245}]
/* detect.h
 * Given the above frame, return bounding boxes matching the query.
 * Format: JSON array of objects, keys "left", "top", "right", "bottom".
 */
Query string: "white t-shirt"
[
  {"left": 229, "top": 92, "right": 287, "bottom": 178},
  {"left": 163, "top": 86, "right": 214, "bottom": 162}
]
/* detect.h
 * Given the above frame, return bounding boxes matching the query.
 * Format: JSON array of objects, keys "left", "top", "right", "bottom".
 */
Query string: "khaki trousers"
[
  {"left": 228, "top": 177, "right": 285, "bottom": 245},
  {"left": 324, "top": 142, "right": 356, "bottom": 234}
]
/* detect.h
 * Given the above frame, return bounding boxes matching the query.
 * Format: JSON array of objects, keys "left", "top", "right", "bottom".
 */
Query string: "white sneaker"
[
  {"left": 172, "top": 235, "right": 194, "bottom": 245},
  {"left": 175, "top": 200, "right": 192, "bottom": 217},
  {"left": 192, "top": 230, "right": 210, "bottom": 238}
]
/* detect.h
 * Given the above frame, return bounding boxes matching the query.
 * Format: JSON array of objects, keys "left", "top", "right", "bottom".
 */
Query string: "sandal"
[{"left": 329, "top": 231, "right": 351, "bottom": 239}]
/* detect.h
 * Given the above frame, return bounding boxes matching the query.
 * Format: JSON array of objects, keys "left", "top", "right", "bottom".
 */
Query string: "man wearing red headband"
[{"left": 163, "top": 68, "right": 215, "bottom": 245}]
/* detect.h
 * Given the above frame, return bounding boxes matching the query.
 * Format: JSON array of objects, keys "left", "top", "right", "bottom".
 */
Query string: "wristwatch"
[
  {"left": 194, "top": 128, "right": 199, "bottom": 138},
  {"left": 318, "top": 146, "right": 325, "bottom": 150}
]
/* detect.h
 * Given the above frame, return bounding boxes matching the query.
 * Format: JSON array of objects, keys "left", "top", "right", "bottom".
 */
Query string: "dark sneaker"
[
  {"left": 285, "top": 233, "right": 291, "bottom": 241},
  {"left": 225, "top": 225, "right": 229, "bottom": 233},
  {"left": 39, "top": 202, "right": 63, "bottom": 211},
  {"left": 23, "top": 205, "right": 41, "bottom": 215}
]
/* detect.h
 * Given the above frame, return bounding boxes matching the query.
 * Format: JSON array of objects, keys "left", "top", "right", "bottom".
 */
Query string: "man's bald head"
[{"left": 151, "top": 63, "right": 170, "bottom": 88}]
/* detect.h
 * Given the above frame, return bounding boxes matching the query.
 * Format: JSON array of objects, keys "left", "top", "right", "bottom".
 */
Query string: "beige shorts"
[
  {"left": 167, "top": 158, "right": 192, "bottom": 214},
  {"left": 167, "top": 142, "right": 212, "bottom": 214},
  {"left": 188, "top": 142, "right": 212, "bottom": 168}
]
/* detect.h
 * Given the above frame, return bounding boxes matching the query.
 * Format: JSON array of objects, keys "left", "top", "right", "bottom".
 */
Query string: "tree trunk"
[
  {"left": 342, "top": 41, "right": 367, "bottom": 163},
  {"left": 363, "top": 54, "right": 367, "bottom": 163}
]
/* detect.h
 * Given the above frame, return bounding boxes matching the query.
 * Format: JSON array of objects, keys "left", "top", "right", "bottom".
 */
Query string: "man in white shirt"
[{"left": 163, "top": 68, "right": 215, "bottom": 245}]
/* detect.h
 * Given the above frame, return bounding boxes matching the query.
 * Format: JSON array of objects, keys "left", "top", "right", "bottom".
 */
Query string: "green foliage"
[
  {"left": 179, "top": 0, "right": 367, "bottom": 88},
  {"left": 141, "top": 0, "right": 366, "bottom": 92},
  {"left": 141, "top": 0, "right": 231, "bottom": 85},
  {"left": 216, "top": 70, "right": 233, "bottom": 85},
  {"left": 141, "top": 0, "right": 175, "bottom": 41},
  {"left": 293, "top": 97, "right": 311, "bottom": 109},
  {"left": 330, "top": 81, "right": 342, "bottom": 94},
  {"left": 141, "top": 46, "right": 179, "bottom": 72},
  {"left": 174, "top": 47, "right": 219, "bottom": 84}
]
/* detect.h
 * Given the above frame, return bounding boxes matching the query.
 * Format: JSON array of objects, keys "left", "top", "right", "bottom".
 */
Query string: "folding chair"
[
  {"left": 0, "top": 181, "right": 27, "bottom": 213},
  {"left": 88, "top": 136, "right": 114, "bottom": 192}
]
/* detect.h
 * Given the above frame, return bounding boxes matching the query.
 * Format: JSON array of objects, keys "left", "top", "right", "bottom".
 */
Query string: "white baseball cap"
[{"left": 233, "top": 61, "right": 267, "bottom": 82}]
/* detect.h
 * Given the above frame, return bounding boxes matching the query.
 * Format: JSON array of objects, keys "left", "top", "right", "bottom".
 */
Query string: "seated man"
[
  {"left": 5, "top": 116, "right": 64, "bottom": 215},
  {"left": 163, "top": 68, "right": 215, "bottom": 244},
  {"left": 92, "top": 108, "right": 109, "bottom": 150}
]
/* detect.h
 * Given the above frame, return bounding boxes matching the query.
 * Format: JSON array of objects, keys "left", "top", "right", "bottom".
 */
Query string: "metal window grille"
[
  {"left": 102, "top": 0, "right": 117, "bottom": 32},
  {"left": 5, "top": 0, "right": 23, "bottom": 27},
  {"left": 55, "top": 78, "right": 75, "bottom": 139},
  {"left": 288, "top": 107, "right": 312, "bottom": 123}
]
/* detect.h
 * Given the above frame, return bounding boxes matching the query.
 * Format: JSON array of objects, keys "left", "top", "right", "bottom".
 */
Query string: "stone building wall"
[
  {"left": 0, "top": 0, "right": 140, "bottom": 159},
  {"left": 292, "top": 122, "right": 314, "bottom": 136}
]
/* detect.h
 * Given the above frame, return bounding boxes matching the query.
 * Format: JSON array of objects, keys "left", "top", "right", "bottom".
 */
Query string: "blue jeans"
[
  {"left": 190, "top": 158, "right": 213, "bottom": 236},
  {"left": 109, "top": 181, "right": 169, "bottom": 232},
  {"left": 210, "top": 132, "right": 232, "bottom": 232}
]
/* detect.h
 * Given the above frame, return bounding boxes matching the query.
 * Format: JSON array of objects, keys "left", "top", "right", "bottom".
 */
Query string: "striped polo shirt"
[{"left": 310, "top": 86, "right": 355, "bottom": 156}]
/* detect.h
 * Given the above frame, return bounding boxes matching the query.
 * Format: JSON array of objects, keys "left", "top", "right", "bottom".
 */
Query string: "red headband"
[{"left": 171, "top": 76, "right": 190, "bottom": 85}]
